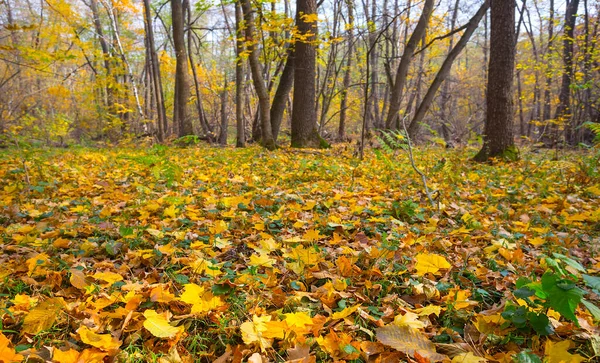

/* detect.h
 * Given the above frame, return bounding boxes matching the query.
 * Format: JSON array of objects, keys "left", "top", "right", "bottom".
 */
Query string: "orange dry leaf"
[{"left": 0, "top": 333, "right": 23, "bottom": 363}]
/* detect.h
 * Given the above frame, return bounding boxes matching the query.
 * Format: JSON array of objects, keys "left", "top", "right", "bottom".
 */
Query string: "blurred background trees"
[{"left": 0, "top": 0, "right": 598, "bottom": 149}]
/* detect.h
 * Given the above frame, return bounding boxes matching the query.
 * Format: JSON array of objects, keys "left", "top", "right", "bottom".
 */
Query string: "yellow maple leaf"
[
  {"left": 331, "top": 304, "right": 361, "bottom": 320},
  {"left": 77, "top": 326, "right": 121, "bottom": 351},
  {"left": 92, "top": 271, "right": 123, "bottom": 285},
  {"left": 413, "top": 305, "right": 442, "bottom": 317},
  {"left": 451, "top": 352, "right": 488, "bottom": 363},
  {"left": 414, "top": 253, "right": 451, "bottom": 276},
  {"left": 210, "top": 220, "right": 228, "bottom": 235},
  {"left": 21, "top": 298, "right": 64, "bottom": 335},
  {"left": 0, "top": 333, "right": 23, "bottom": 362},
  {"left": 241, "top": 315, "right": 273, "bottom": 352},
  {"left": 163, "top": 204, "right": 178, "bottom": 219},
  {"left": 284, "top": 312, "right": 313, "bottom": 329},
  {"left": 249, "top": 253, "right": 276, "bottom": 268},
  {"left": 179, "top": 283, "right": 224, "bottom": 314},
  {"left": 394, "top": 312, "right": 426, "bottom": 330},
  {"left": 26, "top": 253, "right": 50, "bottom": 276},
  {"left": 544, "top": 340, "right": 586, "bottom": 363},
  {"left": 303, "top": 229, "right": 323, "bottom": 241},
  {"left": 53, "top": 348, "right": 107, "bottom": 363},
  {"left": 142, "top": 309, "right": 183, "bottom": 339}
]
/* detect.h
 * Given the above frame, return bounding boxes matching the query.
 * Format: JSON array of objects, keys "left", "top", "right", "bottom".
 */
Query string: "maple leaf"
[
  {"left": 179, "top": 283, "right": 224, "bottom": 314},
  {"left": 544, "top": 340, "right": 586, "bottom": 363},
  {"left": 77, "top": 326, "right": 121, "bottom": 351},
  {"left": 394, "top": 311, "right": 426, "bottom": 330},
  {"left": 376, "top": 324, "right": 447, "bottom": 362},
  {"left": 143, "top": 309, "right": 183, "bottom": 339},
  {"left": 451, "top": 352, "right": 488, "bottom": 363},
  {"left": 0, "top": 333, "right": 23, "bottom": 362},
  {"left": 21, "top": 297, "right": 65, "bottom": 335},
  {"left": 414, "top": 253, "right": 452, "bottom": 276},
  {"left": 240, "top": 315, "right": 274, "bottom": 352}
]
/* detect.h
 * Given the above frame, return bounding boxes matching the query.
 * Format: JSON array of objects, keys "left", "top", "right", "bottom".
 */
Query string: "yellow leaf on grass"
[
  {"left": 179, "top": 283, "right": 224, "bottom": 314},
  {"left": 77, "top": 326, "right": 121, "bottom": 351},
  {"left": 394, "top": 312, "right": 425, "bottom": 330},
  {"left": 544, "top": 340, "right": 586, "bottom": 363},
  {"left": 26, "top": 253, "right": 49, "bottom": 276},
  {"left": 143, "top": 309, "right": 183, "bottom": 339},
  {"left": 210, "top": 220, "right": 228, "bottom": 235},
  {"left": 69, "top": 268, "right": 91, "bottom": 290},
  {"left": 53, "top": 348, "right": 107, "bottom": 363},
  {"left": 22, "top": 297, "right": 64, "bottom": 335},
  {"left": 52, "top": 348, "right": 80, "bottom": 363},
  {"left": 241, "top": 315, "right": 273, "bottom": 352},
  {"left": 249, "top": 253, "right": 276, "bottom": 268},
  {"left": 92, "top": 271, "right": 123, "bottom": 285},
  {"left": 163, "top": 204, "right": 178, "bottom": 219},
  {"left": 414, "top": 305, "right": 442, "bottom": 317},
  {"left": 376, "top": 324, "right": 447, "bottom": 362},
  {"left": 284, "top": 312, "right": 313, "bottom": 329},
  {"left": 451, "top": 352, "right": 487, "bottom": 363},
  {"left": 0, "top": 332, "right": 23, "bottom": 362},
  {"left": 528, "top": 237, "right": 546, "bottom": 246},
  {"left": 414, "top": 253, "right": 451, "bottom": 276},
  {"left": 331, "top": 304, "right": 361, "bottom": 320}
]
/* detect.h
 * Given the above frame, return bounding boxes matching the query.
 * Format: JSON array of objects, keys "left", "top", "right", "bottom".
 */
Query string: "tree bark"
[
  {"left": 338, "top": 0, "right": 354, "bottom": 141},
  {"left": 291, "top": 0, "right": 325, "bottom": 148},
  {"left": 384, "top": 0, "right": 434, "bottom": 130},
  {"left": 143, "top": 0, "right": 166, "bottom": 141},
  {"left": 172, "top": 0, "right": 193, "bottom": 137},
  {"left": 240, "top": 0, "right": 276, "bottom": 149},
  {"left": 235, "top": 1, "right": 245, "bottom": 147},
  {"left": 560, "top": 0, "right": 580, "bottom": 145},
  {"left": 474, "top": 0, "right": 518, "bottom": 162},
  {"left": 270, "top": 46, "right": 295, "bottom": 142}
]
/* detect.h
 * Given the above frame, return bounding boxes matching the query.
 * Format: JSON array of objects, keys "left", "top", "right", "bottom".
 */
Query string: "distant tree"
[{"left": 474, "top": 0, "right": 518, "bottom": 162}]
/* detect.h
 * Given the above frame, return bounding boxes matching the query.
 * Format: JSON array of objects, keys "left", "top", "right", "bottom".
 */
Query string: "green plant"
[{"left": 502, "top": 253, "right": 600, "bottom": 336}]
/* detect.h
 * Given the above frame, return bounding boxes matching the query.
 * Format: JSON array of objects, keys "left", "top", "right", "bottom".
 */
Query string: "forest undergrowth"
[{"left": 0, "top": 145, "right": 599, "bottom": 363}]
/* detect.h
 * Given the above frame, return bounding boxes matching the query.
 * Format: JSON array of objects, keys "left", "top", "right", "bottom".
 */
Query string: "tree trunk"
[
  {"left": 270, "top": 46, "right": 295, "bottom": 142},
  {"left": 384, "top": 0, "right": 434, "bottom": 130},
  {"left": 474, "top": 0, "right": 518, "bottom": 162},
  {"left": 240, "top": 0, "right": 275, "bottom": 150},
  {"left": 407, "top": 1, "right": 489, "bottom": 139},
  {"left": 560, "top": 0, "right": 580, "bottom": 145},
  {"left": 143, "top": 0, "right": 166, "bottom": 141},
  {"left": 235, "top": 1, "right": 245, "bottom": 147},
  {"left": 291, "top": 0, "right": 325, "bottom": 148},
  {"left": 172, "top": 0, "right": 193, "bottom": 137},
  {"left": 219, "top": 74, "right": 228, "bottom": 145},
  {"left": 338, "top": 0, "right": 354, "bottom": 141}
]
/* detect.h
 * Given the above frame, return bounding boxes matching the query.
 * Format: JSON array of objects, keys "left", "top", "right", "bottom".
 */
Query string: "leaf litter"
[{"left": 0, "top": 145, "right": 599, "bottom": 362}]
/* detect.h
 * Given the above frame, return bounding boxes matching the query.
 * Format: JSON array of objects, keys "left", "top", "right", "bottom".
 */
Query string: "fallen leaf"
[{"left": 142, "top": 309, "right": 183, "bottom": 339}]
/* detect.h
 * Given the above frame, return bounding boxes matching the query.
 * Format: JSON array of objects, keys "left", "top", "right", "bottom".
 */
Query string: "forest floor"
[{"left": 0, "top": 145, "right": 599, "bottom": 363}]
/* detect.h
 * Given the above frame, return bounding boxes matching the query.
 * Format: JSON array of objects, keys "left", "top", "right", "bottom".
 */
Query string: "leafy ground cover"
[{"left": 0, "top": 145, "right": 599, "bottom": 363}]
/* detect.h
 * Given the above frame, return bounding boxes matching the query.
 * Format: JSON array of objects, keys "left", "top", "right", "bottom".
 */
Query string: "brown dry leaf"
[
  {"left": 375, "top": 324, "right": 447, "bottom": 362},
  {"left": 69, "top": 268, "right": 90, "bottom": 290}
]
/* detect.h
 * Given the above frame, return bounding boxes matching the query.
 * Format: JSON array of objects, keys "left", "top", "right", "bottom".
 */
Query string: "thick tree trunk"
[
  {"left": 240, "top": 0, "right": 275, "bottom": 149},
  {"left": 291, "top": 0, "right": 325, "bottom": 148},
  {"left": 407, "top": 1, "right": 489, "bottom": 139},
  {"left": 384, "top": 0, "right": 434, "bottom": 130},
  {"left": 474, "top": 0, "right": 518, "bottom": 162},
  {"left": 172, "top": 0, "right": 193, "bottom": 137}
]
